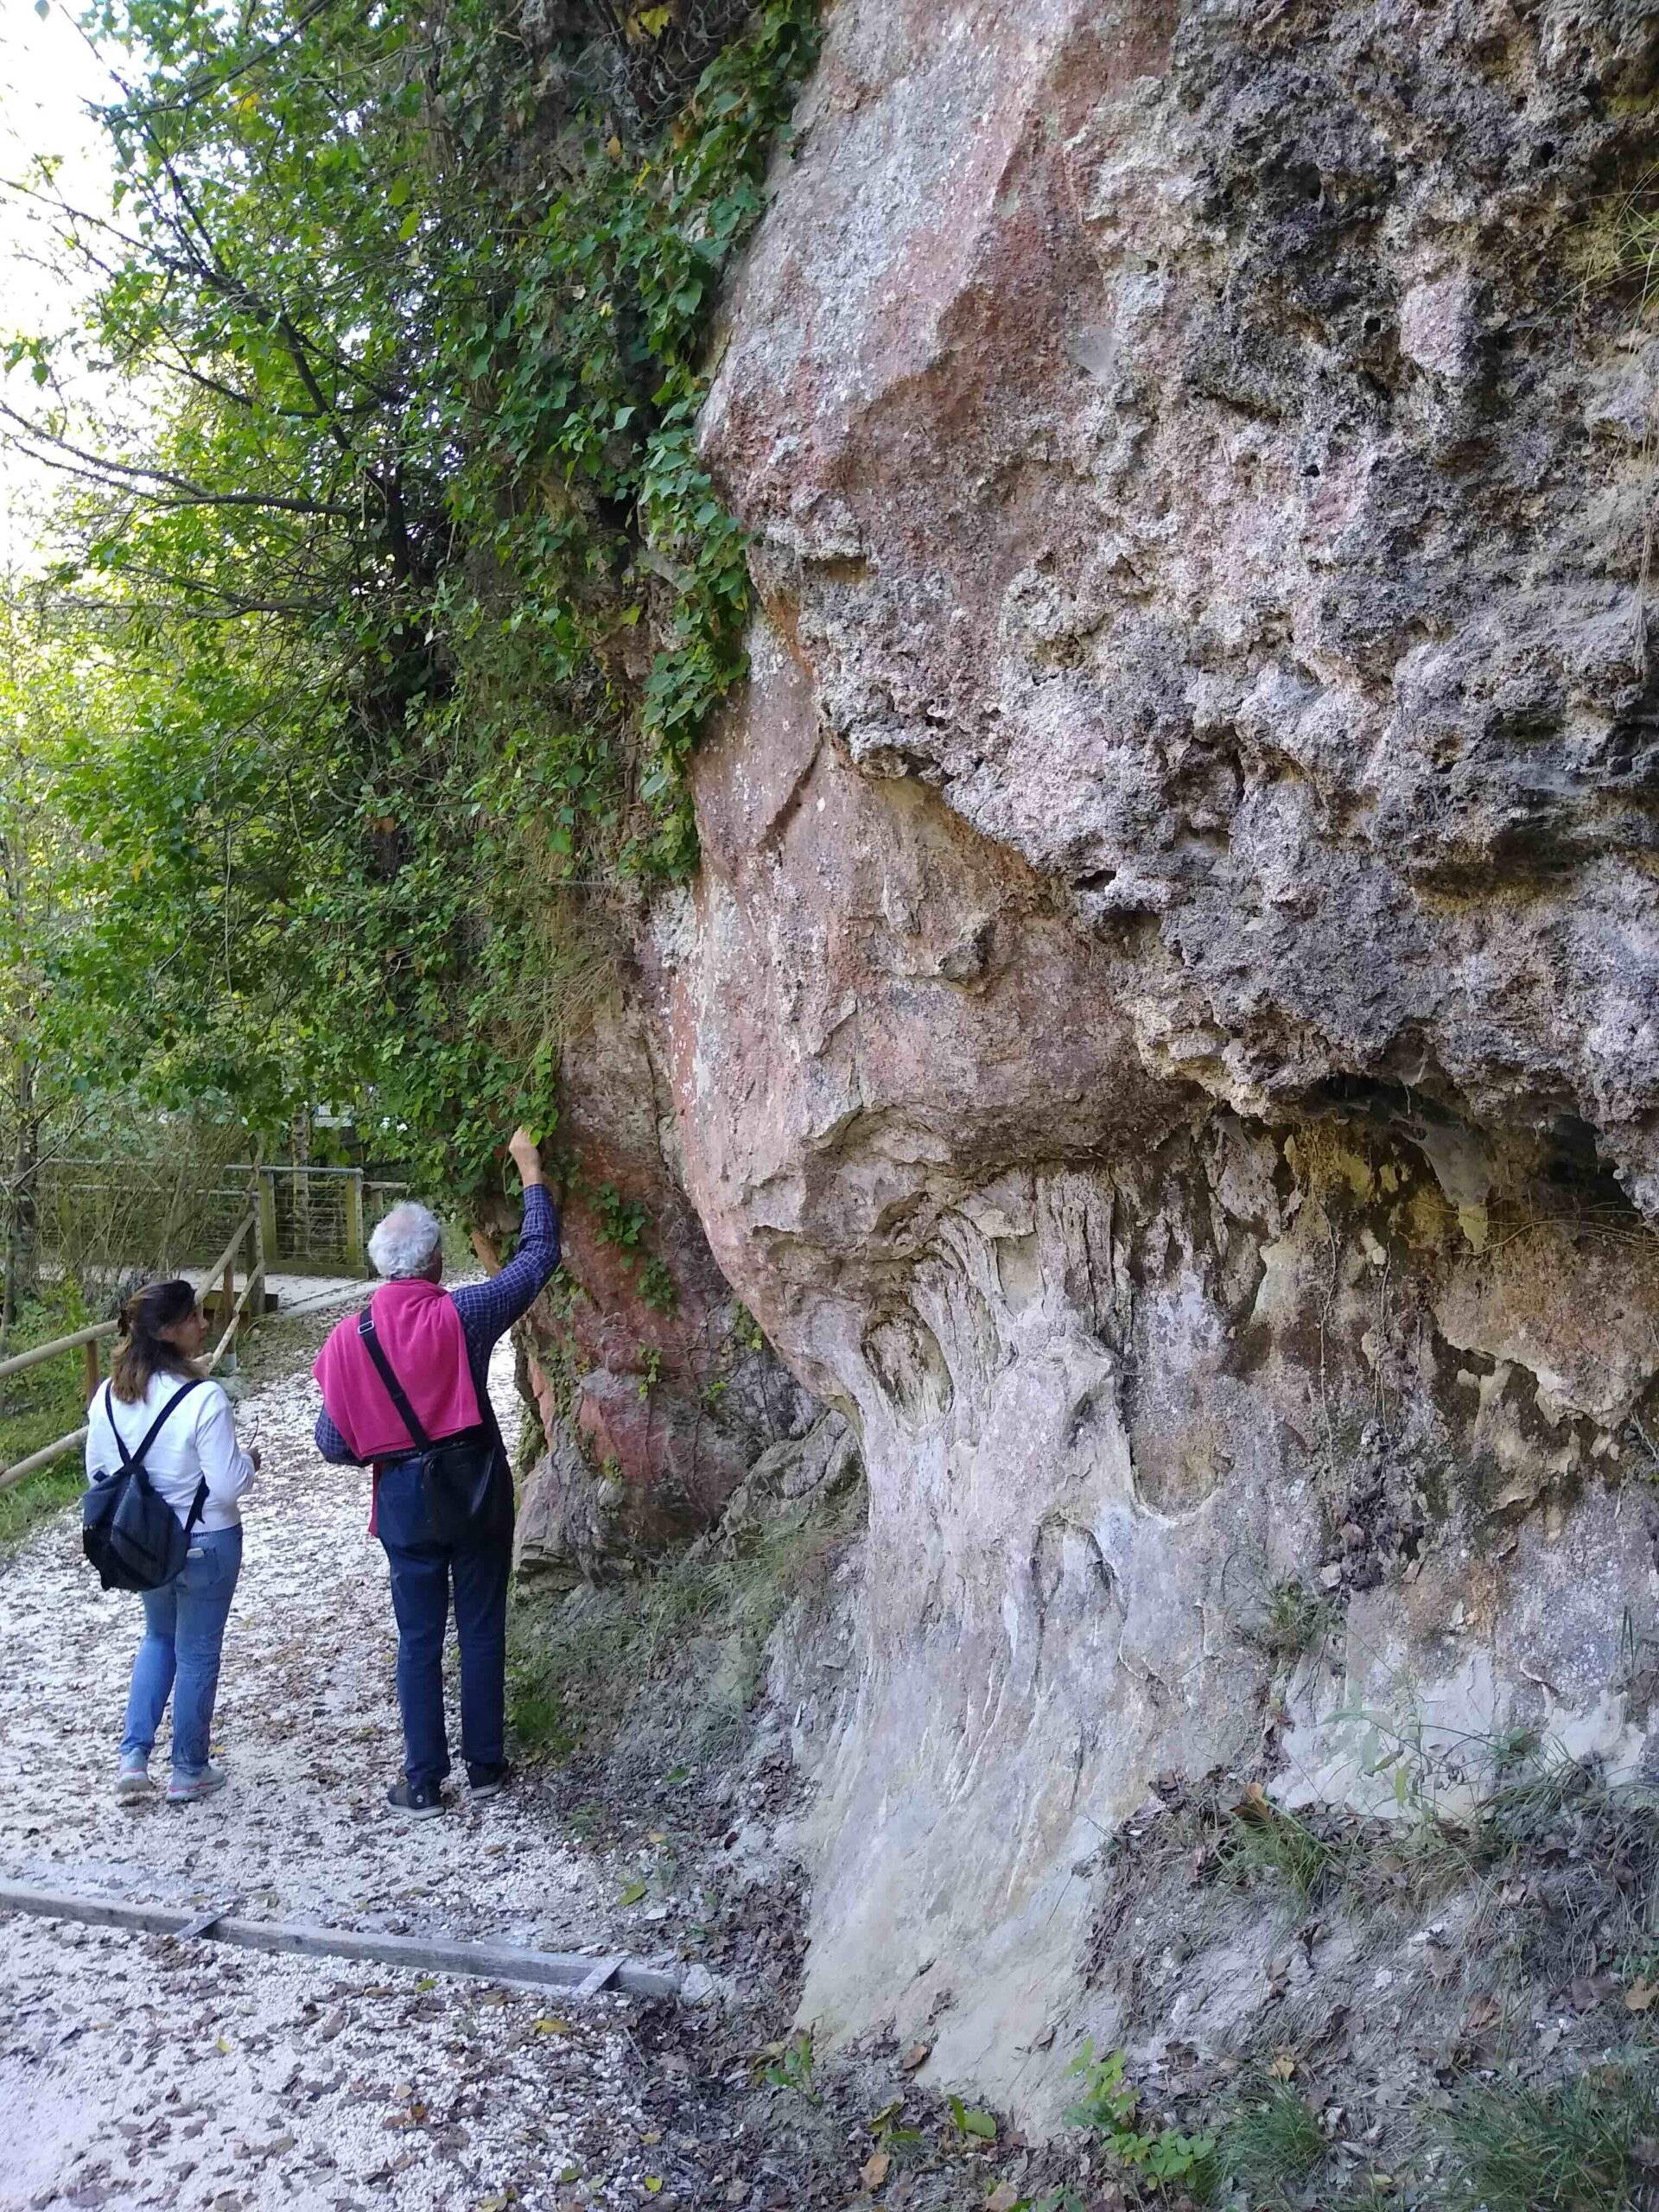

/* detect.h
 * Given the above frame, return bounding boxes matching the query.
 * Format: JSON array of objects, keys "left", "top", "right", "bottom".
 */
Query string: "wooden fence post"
[
  {"left": 251, "top": 1172, "right": 266, "bottom": 1284},
  {"left": 257, "top": 1171, "right": 279, "bottom": 1278},
  {"left": 344, "top": 1170, "right": 365, "bottom": 1274},
  {"left": 83, "top": 1337, "right": 100, "bottom": 1402}
]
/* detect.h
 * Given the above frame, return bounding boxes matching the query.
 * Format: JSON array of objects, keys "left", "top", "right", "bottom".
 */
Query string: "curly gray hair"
[{"left": 367, "top": 1200, "right": 443, "bottom": 1281}]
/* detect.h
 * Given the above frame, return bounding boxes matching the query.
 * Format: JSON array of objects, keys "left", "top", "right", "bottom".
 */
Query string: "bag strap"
[
  {"left": 357, "top": 1309, "right": 432, "bottom": 1452},
  {"left": 109, "top": 1377, "right": 207, "bottom": 1469},
  {"left": 181, "top": 1475, "right": 211, "bottom": 1540}
]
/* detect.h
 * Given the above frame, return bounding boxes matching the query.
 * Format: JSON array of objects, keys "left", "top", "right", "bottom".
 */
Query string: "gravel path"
[{"left": 0, "top": 1340, "right": 702, "bottom": 2212}]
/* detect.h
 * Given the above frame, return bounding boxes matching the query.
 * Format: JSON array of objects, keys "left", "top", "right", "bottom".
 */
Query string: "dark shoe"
[
  {"left": 387, "top": 1778, "right": 445, "bottom": 1818},
  {"left": 467, "top": 1760, "right": 512, "bottom": 1800}
]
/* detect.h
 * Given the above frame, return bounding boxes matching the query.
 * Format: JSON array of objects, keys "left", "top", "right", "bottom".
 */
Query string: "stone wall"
[{"left": 632, "top": 0, "right": 1659, "bottom": 2120}]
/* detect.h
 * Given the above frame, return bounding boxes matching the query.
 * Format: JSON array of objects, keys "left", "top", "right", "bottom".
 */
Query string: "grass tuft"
[
  {"left": 507, "top": 1489, "right": 861, "bottom": 1769},
  {"left": 1223, "top": 1800, "right": 1344, "bottom": 1901},
  {"left": 1433, "top": 2062, "right": 1659, "bottom": 2212},
  {"left": 1255, "top": 1577, "right": 1339, "bottom": 1663},
  {"left": 1216, "top": 2076, "right": 1327, "bottom": 2201}
]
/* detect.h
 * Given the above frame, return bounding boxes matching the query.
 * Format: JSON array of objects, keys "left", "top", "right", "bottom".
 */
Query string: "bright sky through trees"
[{"left": 0, "top": 0, "right": 122, "bottom": 566}]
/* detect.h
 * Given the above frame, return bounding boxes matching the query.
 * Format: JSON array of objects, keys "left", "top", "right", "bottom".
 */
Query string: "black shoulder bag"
[
  {"left": 356, "top": 1309, "right": 512, "bottom": 1548},
  {"left": 82, "top": 1379, "right": 208, "bottom": 1592}
]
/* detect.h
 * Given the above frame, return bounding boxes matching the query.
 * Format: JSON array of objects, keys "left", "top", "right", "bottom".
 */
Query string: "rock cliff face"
[
  {"left": 509, "top": 986, "right": 819, "bottom": 1582},
  {"left": 629, "top": 0, "right": 1659, "bottom": 2119}
]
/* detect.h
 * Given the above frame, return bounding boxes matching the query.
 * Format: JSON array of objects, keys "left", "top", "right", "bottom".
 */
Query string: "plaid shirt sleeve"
[
  {"left": 450, "top": 1184, "right": 562, "bottom": 1382},
  {"left": 315, "top": 1407, "right": 360, "bottom": 1465}
]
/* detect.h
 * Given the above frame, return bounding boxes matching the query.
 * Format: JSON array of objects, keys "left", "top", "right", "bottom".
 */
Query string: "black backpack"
[{"left": 82, "top": 1379, "right": 208, "bottom": 1592}]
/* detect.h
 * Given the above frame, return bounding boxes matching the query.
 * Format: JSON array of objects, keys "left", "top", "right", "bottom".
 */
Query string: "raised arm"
[{"left": 450, "top": 1129, "right": 562, "bottom": 1351}]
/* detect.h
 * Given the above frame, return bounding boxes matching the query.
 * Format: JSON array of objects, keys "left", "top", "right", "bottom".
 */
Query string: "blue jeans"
[
  {"left": 377, "top": 1457, "right": 512, "bottom": 1789},
  {"left": 119, "top": 1523, "right": 243, "bottom": 1777}
]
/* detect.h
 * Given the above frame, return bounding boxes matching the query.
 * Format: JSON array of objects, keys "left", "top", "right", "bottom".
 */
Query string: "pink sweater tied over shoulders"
[{"left": 314, "top": 1278, "right": 481, "bottom": 1462}]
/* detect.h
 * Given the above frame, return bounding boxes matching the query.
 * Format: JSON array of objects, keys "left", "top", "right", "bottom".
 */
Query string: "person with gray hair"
[
  {"left": 313, "top": 1129, "right": 560, "bottom": 1815},
  {"left": 367, "top": 1200, "right": 445, "bottom": 1281}
]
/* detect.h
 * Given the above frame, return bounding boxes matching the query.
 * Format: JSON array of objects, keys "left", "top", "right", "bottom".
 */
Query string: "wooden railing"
[{"left": 0, "top": 1205, "right": 264, "bottom": 1495}]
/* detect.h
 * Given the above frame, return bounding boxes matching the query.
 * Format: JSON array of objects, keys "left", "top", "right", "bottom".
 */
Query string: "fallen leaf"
[
  {"left": 535, "top": 2018, "right": 575, "bottom": 2037},
  {"left": 1464, "top": 1994, "right": 1501, "bottom": 2032},
  {"left": 1625, "top": 1976, "right": 1657, "bottom": 2012},
  {"left": 861, "top": 2149, "right": 890, "bottom": 2190},
  {"left": 986, "top": 2186, "right": 1020, "bottom": 2211},
  {"left": 899, "top": 2042, "right": 931, "bottom": 2072},
  {"left": 215, "top": 2036, "right": 232, "bottom": 2055},
  {"left": 643, "top": 2182, "right": 663, "bottom": 2197},
  {"left": 1268, "top": 2050, "right": 1296, "bottom": 2080},
  {"left": 619, "top": 1881, "right": 649, "bottom": 1907}
]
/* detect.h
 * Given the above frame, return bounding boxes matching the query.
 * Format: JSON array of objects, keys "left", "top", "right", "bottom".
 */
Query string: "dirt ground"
[
  {"left": 0, "top": 1310, "right": 1083, "bottom": 2212},
  {"left": 0, "top": 1332, "right": 711, "bottom": 2212}
]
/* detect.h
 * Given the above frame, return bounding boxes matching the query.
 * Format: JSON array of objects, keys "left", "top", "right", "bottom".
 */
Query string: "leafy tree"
[{"left": 3, "top": 0, "right": 817, "bottom": 1191}]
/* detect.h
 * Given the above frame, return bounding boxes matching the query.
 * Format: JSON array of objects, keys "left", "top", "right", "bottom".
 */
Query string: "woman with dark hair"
[{"left": 85, "top": 1278, "right": 259, "bottom": 1804}]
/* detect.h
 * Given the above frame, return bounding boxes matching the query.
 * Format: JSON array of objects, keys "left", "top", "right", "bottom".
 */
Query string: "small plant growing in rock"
[
  {"left": 1222, "top": 1784, "right": 1344, "bottom": 1900},
  {"left": 1063, "top": 2042, "right": 1215, "bottom": 2190},
  {"left": 592, "top": 1185, "right": 649, "bottom": 1252},
  {"left": 1256, "top": 1576, "right": 1339, "bottom": 1662},
  {"left": 947, "top": 2091, "right": 998, "bottom": 2141},
  {"left": 761, "top": 2029, "right": 818, "bottom": 2102}
]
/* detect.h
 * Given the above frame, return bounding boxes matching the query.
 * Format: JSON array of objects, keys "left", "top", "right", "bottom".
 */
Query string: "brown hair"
[{"left": 109, "top": 1278, "right": 200, "bottom": 1403}]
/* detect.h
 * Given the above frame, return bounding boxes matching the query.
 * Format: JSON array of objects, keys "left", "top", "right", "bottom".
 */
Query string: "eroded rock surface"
[
  {"left": 507, "top": 988, "right": 817, "bottom": 1581},
  {"left": 643, "top": 0, "right": 1659, "bottom": 2121}
]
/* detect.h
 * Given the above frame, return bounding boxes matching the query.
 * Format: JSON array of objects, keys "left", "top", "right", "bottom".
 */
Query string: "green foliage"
[
  {"left": 761, "top": 2030, "right": 817, "bottom": 2102},
  {"left": 1433, "top": 2063, "right": 1659, "bottom": 2211},
  {"left": 0, "top": 1285, "right": 95, "bottom": 1540},
  {"left": 1063, "top": 2044, "right": 1216, "bottom": 2190},
  {"left": 1221, "top": 1794, "right": 1344, "bottom": 1901},
  {"left": 590, "top": 1182, "right": 678, "bottom": 1312},
  {"left": 1214, "top": 2076, "right": 1327, "bottom": 2201},
  {"left": 593, "top": 1185, "right": 650, "bottom": 1251},
  {"left": 947, "top": 2093, "right": 998, "bottom": 2141},
  {"left": 1255, "top": 1577, "right": 1339, "bottom": 1663},
  {"left": 3, "top": 0, "right": 819, "bottom": 1185}
]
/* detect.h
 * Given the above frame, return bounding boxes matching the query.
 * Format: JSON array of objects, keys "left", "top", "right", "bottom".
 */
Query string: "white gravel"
[{"left": 0, "top": 1342, "right": 698, "bottom": 2212}]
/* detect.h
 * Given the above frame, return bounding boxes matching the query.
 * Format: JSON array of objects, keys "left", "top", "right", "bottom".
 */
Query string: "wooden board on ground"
[{"left": 0, "top": 1882, "right": 681, "bottom": 2000}]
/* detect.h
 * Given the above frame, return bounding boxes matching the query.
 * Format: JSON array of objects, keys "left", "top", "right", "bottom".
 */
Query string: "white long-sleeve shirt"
[{"left": 84, "top": 1373, "right": 256, "bottom": 1533}]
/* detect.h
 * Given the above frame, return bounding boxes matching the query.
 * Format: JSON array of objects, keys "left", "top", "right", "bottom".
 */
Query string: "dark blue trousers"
[{"left": 376, "top": 1456, "right": 512, "bottom": 1789}]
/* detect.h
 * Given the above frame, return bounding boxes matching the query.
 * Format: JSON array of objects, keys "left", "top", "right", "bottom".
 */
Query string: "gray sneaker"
[
  {"left": 116, "top": 1754, "right": 154, "bottom": 1804},
  {"left": 167, "top": 1762, "right": 228, "bottom": 1805}
]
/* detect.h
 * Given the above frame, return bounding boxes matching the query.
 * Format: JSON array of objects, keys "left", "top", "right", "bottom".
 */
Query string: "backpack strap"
[
  {"left": 106, "top": 1377, "right": 212, "bottom": 1539},
  {"left": 357, "top": 1309, "right": 432, "bottom": 1452},
  {"left": 109, "top": 1378, "right": 207, "bottom": 1468},
  {"left": 181, "top": 1474, "right": 211, "bottom": 1541}
]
